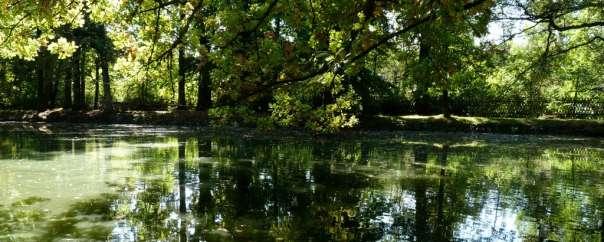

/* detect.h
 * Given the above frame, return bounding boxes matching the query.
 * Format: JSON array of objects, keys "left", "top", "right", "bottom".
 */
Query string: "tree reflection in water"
[{"left": 0, "top": 128, "right": 603, "bottom": 241}]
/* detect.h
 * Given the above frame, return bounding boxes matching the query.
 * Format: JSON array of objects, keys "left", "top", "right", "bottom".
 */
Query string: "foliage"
[{"left": 0, "top": 0, "right": 603, "bottom": 131}]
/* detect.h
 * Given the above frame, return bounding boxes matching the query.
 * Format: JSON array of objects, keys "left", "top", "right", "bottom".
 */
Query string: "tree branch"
[
  {"left": 138, "top": 0, "right": 180, "bottom": 15},
  {"left": 550, "top": 20, "right": 604, "bottom": 32},
  {"left": 233, "top": 0, "right": 490, "bottom": 102},
  {"left": 146, "top": 1, "right": 202, "bottom": 66},
  {"left": 218, "top": 0, "right": 279, "bottom": 48}
]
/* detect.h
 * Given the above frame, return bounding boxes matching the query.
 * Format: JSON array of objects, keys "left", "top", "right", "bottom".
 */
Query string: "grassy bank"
[
  {"left": 361, "top": 115, "right": 604, "bottom": 137},
  {"left": 2, "top": 109, "right": 603, "bottom": 136}
]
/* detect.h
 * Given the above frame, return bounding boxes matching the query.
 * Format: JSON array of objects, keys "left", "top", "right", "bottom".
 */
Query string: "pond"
[{"left": 0, "top": 123, "right": 603, "bottom": 241}]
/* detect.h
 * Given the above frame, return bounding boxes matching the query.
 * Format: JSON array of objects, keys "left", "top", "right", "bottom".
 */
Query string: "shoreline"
[
  {"left": 361, "top": 115, "right": 604, "bottom": 137},
  {"left": 0, "top": 109, "right": 208, "bottom": 125},
  {"left": 1, "top": 109, "right": 603, "bottom": 137}
]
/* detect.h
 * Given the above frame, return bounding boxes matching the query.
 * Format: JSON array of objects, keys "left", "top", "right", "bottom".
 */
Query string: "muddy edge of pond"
[{"left": 1, "top": 109, "right": 603, "bottom": 137}]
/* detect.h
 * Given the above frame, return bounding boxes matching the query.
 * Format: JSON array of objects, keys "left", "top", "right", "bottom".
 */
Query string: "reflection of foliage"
[
  {"left": 0, "top": 197, "right": 48, "bottom": 239},
  {"left": 66, "top": 193, "right": 119, "bottom": 220},
  {"left": 37, "top": 194, "right": 119, "bottom": 241},
  {"left": 2, "top": 129, "right": 604, "bottom": 241},
  {"left": 10, "top": 196, "right": 50, "bottom": 207},
  {"left": 0, "top": 194, "right": 118, "bottom": 241},
  {"left": 126, "top": 177, "right": 175, "bottom": 241}
]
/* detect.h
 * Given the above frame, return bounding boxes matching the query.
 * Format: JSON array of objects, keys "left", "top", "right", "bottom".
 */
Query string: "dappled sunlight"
[{"left": 454, "top": 116, "right": 491, "bottom": 125}]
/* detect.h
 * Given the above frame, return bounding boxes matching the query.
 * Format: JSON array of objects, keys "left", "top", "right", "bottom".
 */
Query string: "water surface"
[{"left": 1, "top": 123, "right": 603, "bottom": 241}]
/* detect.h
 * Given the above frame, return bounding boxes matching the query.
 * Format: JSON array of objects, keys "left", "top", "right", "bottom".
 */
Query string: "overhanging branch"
[{"left": 234, "top": 0, "right": 490, "bottom": 102}]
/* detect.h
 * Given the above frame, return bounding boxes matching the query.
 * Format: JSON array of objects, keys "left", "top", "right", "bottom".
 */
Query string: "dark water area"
[{"left": 0, "top": 123, "right": 603, "bottom": 241}]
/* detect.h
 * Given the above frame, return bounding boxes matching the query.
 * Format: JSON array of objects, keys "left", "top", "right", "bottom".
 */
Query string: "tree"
[
  {"left": 92, "top": 24, "right": 116, "bottom": 111},
  {"left": 195, "top": 9, "right": 213, "bottom": 112},
  {"left": 2, "top": 0, "right": 603, "bottom": 130}
]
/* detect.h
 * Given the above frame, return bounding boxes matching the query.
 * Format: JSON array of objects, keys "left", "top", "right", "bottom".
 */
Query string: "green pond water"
[{"left": 0, "top": 123, "right": 603, "bottom": 241}]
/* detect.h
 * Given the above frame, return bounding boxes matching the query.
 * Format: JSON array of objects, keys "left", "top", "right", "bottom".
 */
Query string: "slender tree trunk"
[
  {"left": 572, "top": 78, "right": 578, "bottom": 118},
  {"left": 50, "top": 78, "right": 58, "bottom": 107},
  {"left": 177, "top": 45, "right": 187, "bottom": 110},
  {"left": 0, "top": 62, "right": 5, "bottom": 107},
  {"left": 140, "top": 77, "right": 145, "bottom": 108},
  {"left": 36, "top": 51, "right": 45, "bottom": 110},
  {"left": 64, "top": 59, "right": 72, "bottom": 108},
  {"left": 49, "top": 58, "right": 58, "bottom": 108},
  {"left": 0, "top": 61, "right": 4, "bottom": 82},
  {"left": 0, "top": 61, "right": 5, "bottom": 85},
  {"left": 101, "top": 56, "right": 113, "bottom": 111},
  {"left": 72, "top": 49, "right": 82, "bottom": 110},
  {"left": 94, "top": 58, "right": 100, "bottom": 109},
  {"left": 169, "top": 50, "right": 175, "bottom": 104},
  {"left": 0, "top": 61, "right": 9, "bottom": 109},
  {"left": 36, "top": 47, "right": 51, "bottom": 110},
  {"left": 80, "top": 49, "right": 86, "bottom": 109},
  {"left": 442, "top": 88, "right": 450, "bottom": 118}
]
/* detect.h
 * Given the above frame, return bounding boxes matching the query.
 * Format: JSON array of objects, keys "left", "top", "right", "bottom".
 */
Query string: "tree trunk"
[
  {"left": 49, "top": 58, "right": 58, "bottom": 107},
  {"left": 196, "top": 36, "right": 212, "bottom": 111},
  {"left": 94, "top": 58, "right": 100, "bottom": 109},
  {"left": 72, "top": 48, "right": 83, "bottom": 110},
  {"left": 0, "top": 61, "right": 4, "bottom": 81},
  {"left": 101, "top": 56, "right": 113, "bottom": 112},
  {"left": 177, "top": 45, "right": 187, "bottom": 110},
  {"left": 442, "top": 88, "right": 450, "bottom": 118},
  {"left": 0, "top": 61, "right": 5, "bottom": 85},
  {"left": 80, "top": 49, "right": 86, "bottom": 109},
  {"left": 414, "top": 35, "right": 431, "bottom": 114},
  {"left": 64, "top": 59, "right": 72, "bottom": 108},
  {"left": 0, "top": 62, "right": 5, "bottom": 106},
  {"left": 572, "top": 78, "right": 578, "bottom": 118},
  {"left": 36, "top": 51, "right": 45, "bottom": 110},
  {"left": 140, "top": 78, "right": 146, "bottom": 108},
  {"left": 169, "top": 50, "right": 175, "bottom": 104},
  {"left": 36, "top": 47, "right": 51, "bottom": 110},
  {"left": 196, "top": 65, "right": 211, "bottom": 111}
]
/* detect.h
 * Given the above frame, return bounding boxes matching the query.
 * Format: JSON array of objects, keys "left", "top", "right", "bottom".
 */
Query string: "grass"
[
  {"left": 1, "top": 109, "right": 603, "bottom": 136},
  {"left": 361, "top": 115, "right": 604, "bottom": 137}
]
